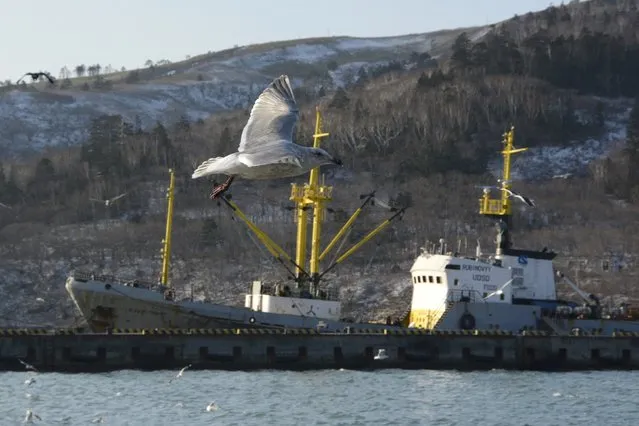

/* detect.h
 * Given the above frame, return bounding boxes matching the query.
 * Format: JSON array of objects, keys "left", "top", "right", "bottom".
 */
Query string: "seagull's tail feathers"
[{"left": 192, "top": 157, "right": 225, "bottom": 179}]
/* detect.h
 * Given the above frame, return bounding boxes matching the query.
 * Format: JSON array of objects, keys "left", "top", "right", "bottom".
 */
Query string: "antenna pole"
[
  {"left": 160, "top": 168, "right": 175, "bottom": 287},
  {"left": 309, "top": 107, "right": 330, "bottom": 282},
  {"left": 478, "top": 126, "right": 527, "bottom": 253}
]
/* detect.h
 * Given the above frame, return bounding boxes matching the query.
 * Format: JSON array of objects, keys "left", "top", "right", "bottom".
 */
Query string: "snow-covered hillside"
[
  {"left": 0, "top": 29, "right": 479, "bottom": 158},
  {"left": 0, "top": 26, "right": 634, "bottom": 182},
  {"left": 489, "top": 98, "right": 634, "bottom": 182}
]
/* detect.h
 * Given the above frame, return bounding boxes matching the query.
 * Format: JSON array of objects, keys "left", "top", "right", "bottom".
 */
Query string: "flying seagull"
[
  {"left": 18, "top": 359, "right": 38, "bottom": 372},
  {"left": 0, "top": 202, "right": 11, "bottom": 209},
  {"left": 192, "top": 75, "right": 342, "bottom": 199},
  {"left": 552, "top": 173, "right": 573, "bottom": 179},
  {"left": 90, "top": 192, "right": 127, "bottom": 207},
  {"left": 169, "top": 364, "right": 191, "bottom": 383},
  {"left": 503, "top": 188, "right": 535, "bottom": 207},
  {"left": 476, "top": 185, "right": 535, "bottom": 207},
  {"left": 16, "top": 72, "right": 55, "bottom": 85}
]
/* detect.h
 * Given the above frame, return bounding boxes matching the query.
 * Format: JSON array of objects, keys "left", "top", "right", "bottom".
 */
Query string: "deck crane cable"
[
  {"left": 218, "top": 194, "right": 304, "bottom": 281},
  {"left": 226, "top": 209, "right": 284, "bottom": 278}
]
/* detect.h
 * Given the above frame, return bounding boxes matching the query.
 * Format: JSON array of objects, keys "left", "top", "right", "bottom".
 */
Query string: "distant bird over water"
[
  {"left": 18, "top": 359, "right": 38, "bottom": 372},
  {"left": 192, "top": 75, "right": 342, "bottom": 199},
  {"left": 16, "top": 72, "right": 55, "bottom": 85},
  {"left": 90, "top": 192, "right": 127, "bottom": 207},
  {"left": 169, "top": 364, "right": 191, "bottom": 383}
]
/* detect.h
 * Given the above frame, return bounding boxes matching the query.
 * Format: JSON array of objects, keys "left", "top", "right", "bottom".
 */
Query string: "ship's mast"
[
  {"left": 478, "top": 127, "right": 527, "bottom": 253},
  {"left": 290, "top": 107, "right": 331, "bottom": 292},
  {"left": 160, "top": 168, "right": 175, "bottom": 286},
  {"left": 216, "top": 106, "right": 406, "bottom": 294}
]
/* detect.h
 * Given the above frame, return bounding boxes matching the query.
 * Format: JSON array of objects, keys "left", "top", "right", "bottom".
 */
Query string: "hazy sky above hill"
[{"left": 1, "top": 0, "right": 553, "bottom": 82}]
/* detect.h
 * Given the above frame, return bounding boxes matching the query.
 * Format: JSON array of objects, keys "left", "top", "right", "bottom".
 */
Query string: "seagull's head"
[{"left": 308, "top": 148, "right": 342, "bottom": 167}]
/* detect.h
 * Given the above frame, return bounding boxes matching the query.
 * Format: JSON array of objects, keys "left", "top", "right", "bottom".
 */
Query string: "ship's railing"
[
  {"left": 70, "top": 270, "right": 161, "bottom": 291},
  {"left": 446, "top": 289, "right": 487, "bottom": 304},
  {"left": 260, "top": 283, "right": 340, "bottom": 302},
  {"left": 290, "top": 184, "right": 333, "bottom": 201}
]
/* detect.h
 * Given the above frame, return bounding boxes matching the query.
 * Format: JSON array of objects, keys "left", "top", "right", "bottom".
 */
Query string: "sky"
[{"left": 0, "top": 0, "right": 554, "bottom": 82}]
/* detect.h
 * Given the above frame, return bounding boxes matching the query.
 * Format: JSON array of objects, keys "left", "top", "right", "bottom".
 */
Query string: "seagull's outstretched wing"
[
  {"left": 503, "top": 188, "right": 535, "bottom": 207},
  {"left": 0, "top": 202, "right": 11, "bottom": 209},
  {"left": 238, "top": 75, "right": 299, "bottom": 152},
  {"left": 238, "top": 142, "right": 302, "bottom": 168},
  {"left": 16, "top": 73, "right": 32, "bottom": 84},
  {"left": 110, "top": 192, "right": 127, "bottom": 202}
]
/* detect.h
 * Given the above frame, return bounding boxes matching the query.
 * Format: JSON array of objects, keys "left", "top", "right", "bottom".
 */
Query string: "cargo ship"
[
  {"left": 66, "top": 108, "right": 408, "bottom": 332},
  {"left": 407, "top": 127, "right": 639, "bottom": 335}
]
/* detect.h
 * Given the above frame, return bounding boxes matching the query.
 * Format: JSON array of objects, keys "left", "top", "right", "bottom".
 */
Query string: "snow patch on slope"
[{"left": 489, "top": 99, "right": 633, "bottom": 181}]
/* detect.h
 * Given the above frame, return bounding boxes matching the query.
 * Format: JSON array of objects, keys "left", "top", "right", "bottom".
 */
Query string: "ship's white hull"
[
  {"left": 65, "top": 276, "right": 394, "bottom": 333},
  {"left": 433, "top": 302, "right": 639, "bottom": 334}
]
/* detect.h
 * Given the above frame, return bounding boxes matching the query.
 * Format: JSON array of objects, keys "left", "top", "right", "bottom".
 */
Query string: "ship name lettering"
[
  {"left": 472, "top": 274, "right": 491, "bottom": 282},
  {"left": 462, "top": 264, "right": 492, "bottom": 273}
]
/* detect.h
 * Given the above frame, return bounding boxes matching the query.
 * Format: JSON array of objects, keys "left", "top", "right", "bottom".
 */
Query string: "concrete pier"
[{"left": 1, "top": 328, "right": 638, "bottom": 373}]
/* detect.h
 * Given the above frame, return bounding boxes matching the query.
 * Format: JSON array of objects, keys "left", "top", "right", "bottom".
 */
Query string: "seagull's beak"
[{"left": 332, "top": 157, "right": 343, "bottom": 166}]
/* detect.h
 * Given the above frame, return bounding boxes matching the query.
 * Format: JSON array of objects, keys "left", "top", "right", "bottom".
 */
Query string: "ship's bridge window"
[
  {"left": 422, "top": 276, "right": 427, "bottom": 283},
  {"left": 428, "top": 276, "right": 433, "bottom": 283},
  {"left": 436, "top": 276, "right": 441, "bottom": 284}
]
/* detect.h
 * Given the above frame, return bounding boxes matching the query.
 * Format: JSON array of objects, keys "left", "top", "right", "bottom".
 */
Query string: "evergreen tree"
[{"left": 451, "top": 32, "right": 472, "bottom": 71}]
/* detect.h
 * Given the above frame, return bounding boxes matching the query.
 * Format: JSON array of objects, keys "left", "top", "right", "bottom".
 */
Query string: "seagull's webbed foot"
[{"left": 209, "top": 176, "right": 235, "bottom": 200}]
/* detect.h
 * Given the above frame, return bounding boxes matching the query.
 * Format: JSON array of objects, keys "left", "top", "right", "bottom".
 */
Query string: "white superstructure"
[
  {"left": 408, "top": 239, "right": 558, "bottom": 329},
  {"left": 245, "top": 281, "right": 341, "bottom": 321}
]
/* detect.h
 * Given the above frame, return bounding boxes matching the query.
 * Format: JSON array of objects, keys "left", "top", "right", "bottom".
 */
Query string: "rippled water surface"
[{"left": 1, "top": 369, "right": 637, "bottom": 425}]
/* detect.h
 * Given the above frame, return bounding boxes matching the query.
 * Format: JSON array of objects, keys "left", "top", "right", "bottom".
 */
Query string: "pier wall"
[{"left": 1, "top": 328, "right": 638, "bottom": 372}]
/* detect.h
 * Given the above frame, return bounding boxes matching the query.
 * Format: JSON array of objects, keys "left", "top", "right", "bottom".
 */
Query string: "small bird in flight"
[
  {"left": 0, "top": 201, "right": 11, "bottom": 209},
  {"left": 90, "top": 192, "right": 127, "bottom": 207},
  {"left": 169, "top": 364, "right": 192, "bottom": 383},
  {"left": 16, "top": 72, "right": 55, "bottom": 85},
  {"left": 476, "top": 185, "right": 535, "bottom": 207},
  {"left": 552, "top": 173, "right": 573, "bottom": 179},
  {"left": 503, "top": 188, "right": 535, "bottom": 207},
  {"left": 206, "top": 401, "right": 218, "bottom": 412},
  {"left": 18, "top": 359, "right": 38, "bottom": 372}
]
